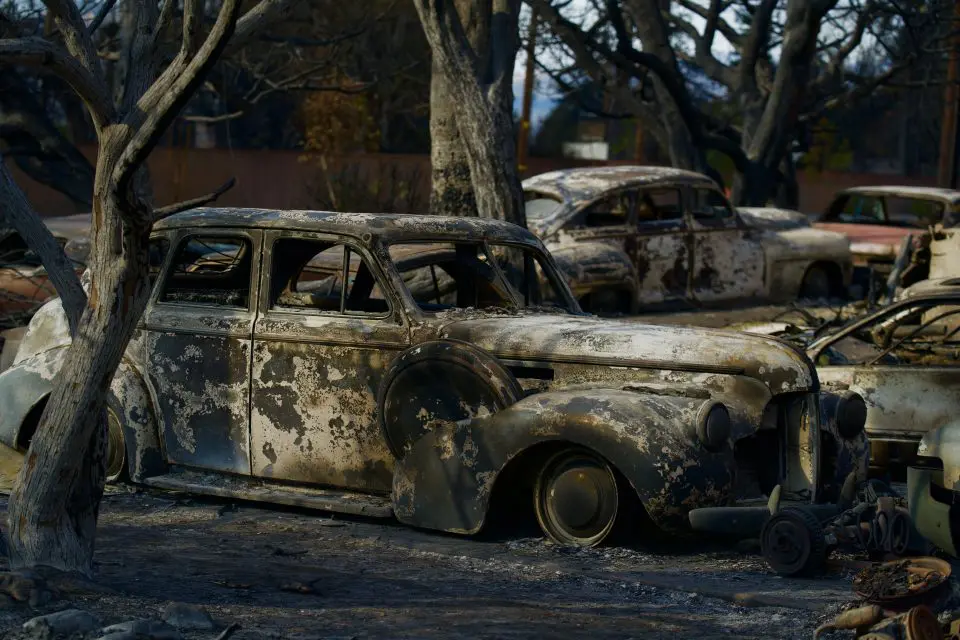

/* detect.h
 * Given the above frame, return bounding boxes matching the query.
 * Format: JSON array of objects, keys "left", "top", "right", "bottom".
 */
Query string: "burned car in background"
[
  {"left": 0, "top": 208, "right": 867, "bottom": 547},
  {"left": 814, "top": 186, "right": 960, "bottom": 288},
  {"left": 522, "top": 166, "right": 853, "bottom": 314},
  {"left": 741, "top": 291, "right": 960, "bottom": 477},
  {"left": 0, "top": 214, "right": 90, "bottom": 328}
]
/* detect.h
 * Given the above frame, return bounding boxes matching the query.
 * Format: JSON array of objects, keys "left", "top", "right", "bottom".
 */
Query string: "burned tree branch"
[
  {"left": 0, "top": 37, "right": 114, "bottom": 128},
  {"left": 114, "top": 0, "right": 243, "bottom": 209},
  {"left": 0, "top": 157, "right": 86, "bottom": 336},
  {"left": 153, "top": 177, "right": 236, "bottom": 220},
  {"left": 87, "top": 0, "right": 118, "bottom": 33}
]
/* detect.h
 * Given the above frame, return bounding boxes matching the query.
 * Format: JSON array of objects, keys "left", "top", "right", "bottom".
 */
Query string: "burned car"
[
  {"left": 0, "top": 208, "right": 867, "bottom": 547},
  {"left": 815, "top": 186, "right": 960, "bottom": 275},
  {"left": 908, "top": 421, "right": 960, "bottom": 557},
  {"left": 0, "top": 214, "right": 90, "bottom": 327},
  {"left": 743, "top": 291, "right": 960, "bottom": 474},
  {"left": 522, "top": 166, "right": 853, "bottom": 313}
]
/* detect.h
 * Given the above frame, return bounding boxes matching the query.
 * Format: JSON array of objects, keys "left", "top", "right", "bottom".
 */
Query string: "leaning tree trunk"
[{"left": 6, "top": 142, "right": 153, "bottom": 573}]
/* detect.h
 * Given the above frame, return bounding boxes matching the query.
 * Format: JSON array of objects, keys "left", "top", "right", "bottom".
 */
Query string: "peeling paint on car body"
[
  {"left": 0, "top": 207, "right": 867, "bottom": 542},
  {"left": 522, "top": 166, "right": 853, "bottom": 310}
]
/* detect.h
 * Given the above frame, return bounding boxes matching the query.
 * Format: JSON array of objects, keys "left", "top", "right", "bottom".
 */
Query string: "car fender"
[
  {"left": 0, "top": 347, "right": 67, "bottom": 450},
  {"left": 0, "top": 346, "right": 166, "bottom": 481},
  {"left": 391, "top": 387, "right": 735, "bottom": 536}
]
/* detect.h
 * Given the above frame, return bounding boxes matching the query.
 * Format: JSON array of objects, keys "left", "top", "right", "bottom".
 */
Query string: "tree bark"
[
  {"left": 4, "top": 0, "right": 249, "bottom": 576},
  {"left": 417, "top": 0, "right": 525, "bottom": 226}
]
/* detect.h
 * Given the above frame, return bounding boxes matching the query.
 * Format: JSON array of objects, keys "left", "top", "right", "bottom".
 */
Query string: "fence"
[{"left": 6, "top": 147, "right": 941, "bottom": 218}]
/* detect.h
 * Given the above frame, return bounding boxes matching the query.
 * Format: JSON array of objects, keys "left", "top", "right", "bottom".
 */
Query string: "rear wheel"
[
  {"left": 799, "top": 265, "right": 833, "bottom": 300},
  {"left": 533, "top": 447, "right": 621, "bottom": 547}
]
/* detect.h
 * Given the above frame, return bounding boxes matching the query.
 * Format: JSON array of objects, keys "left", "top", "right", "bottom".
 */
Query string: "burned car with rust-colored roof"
[
  {"left": 815, "top": 186, "right": 960, "bottom": 275},
  {"left": 522, "top": 166, "right": 853, "bottom": 314},
  {"left": 0, "top": 208, "right": 868, "bottom": 548}
]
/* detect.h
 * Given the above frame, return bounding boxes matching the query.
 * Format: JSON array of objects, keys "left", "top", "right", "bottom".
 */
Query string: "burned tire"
[
  {"left": 105, "top": 404, "right": 127, "bottom": 483},
  {"left": 799, "top": 265, "right": 834, "bottom": 300},
  {"left": 760, "top": 507, "right": 827, "bottom": 576},
  {"left": 377, "top": 340, "right": 523, "bottom": 458},
  {"left": 533, "top": 447, "right": 622, "bottom": 547}
]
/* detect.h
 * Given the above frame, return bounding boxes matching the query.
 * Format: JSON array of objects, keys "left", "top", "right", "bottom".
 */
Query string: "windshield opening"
[{"left": 387, "top": 241, "right": 573, "bottom": 314}]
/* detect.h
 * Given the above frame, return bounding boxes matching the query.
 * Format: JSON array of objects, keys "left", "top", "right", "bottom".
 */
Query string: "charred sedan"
[
  {"left": 0, "top": 209, "right": 867, "bottom": 546},
  {"left": 522, "top": 166, "right": 853, "bottom": 313}
]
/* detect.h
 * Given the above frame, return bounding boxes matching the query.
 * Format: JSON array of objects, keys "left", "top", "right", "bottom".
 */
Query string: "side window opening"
[
  {"left": 829, "top": 195, "right": 884, "bottom": 224},
  {"left": 271, "top": 238, "right": 389, "bottom": 316},
  {"left": 691, "top": 188, "right": 736, "bottom": 225},
  {"left": 576, "top": 192, "right": 634, "bottom": 229},
  {"left": 148, "top": 237, "right": 170, "bottom": 289},
  {"left": 489, "top": 244, "right": 565, "bottom": 309},
  {"left": 636, "top": 188, "right": 684, "bottom": 230},
  {"left": 160, "top": 236, "right": 252, "bottom": 308},
  {"left": 885, "top": 197, "right": 944, "bottom": 229}
]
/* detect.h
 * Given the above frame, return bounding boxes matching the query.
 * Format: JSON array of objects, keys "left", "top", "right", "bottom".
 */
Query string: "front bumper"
[{"left": 907, "top": 465, "right": 958, "bottom": 557}]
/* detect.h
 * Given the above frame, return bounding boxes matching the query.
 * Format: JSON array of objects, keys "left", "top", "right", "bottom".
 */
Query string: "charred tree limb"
[
  {"left": 0, "top": 37, "right": 114, "bottom": 129},
  {"left": 0, "top": 157, "right": 85, "bottom": 336},
  {"left": 153, "top": 176, "right": 236, "bottom": 220}
]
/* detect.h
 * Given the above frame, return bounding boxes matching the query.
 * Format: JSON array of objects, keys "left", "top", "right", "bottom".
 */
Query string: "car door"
[
  {"left": 633, "top": 186, "right": 691, "bottom": 304},
  {"left": 565, "top": 190, "right": 635, "bottom": 252},
  {"left": 812, "top": 298, "right": 960, "bottom": 445},
  {"left": 249, "top": 231, "right": 408, "bottom": 493},
  {"left": 142, "top": 229, "right": 260, "bottom": 475},
  {"left": 688, "top": 186, "right": 765, "bottom": 303}
]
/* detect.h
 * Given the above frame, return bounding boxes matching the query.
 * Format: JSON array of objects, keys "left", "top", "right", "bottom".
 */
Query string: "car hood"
[
  {"left": 737, "top": 207, "right": 811, "bottom": 230},
  {"left": 438, "top": 314, "right": 816, "bottom": 394}
]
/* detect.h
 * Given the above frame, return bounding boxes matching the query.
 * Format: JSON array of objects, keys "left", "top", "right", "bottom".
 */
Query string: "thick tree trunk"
[
  {"left": 427, "top": 0, "right": 488, "bottom": 217},
  {"left": 429, "top": 62, "right": 477, "bottom": 216},
  {"left": 7, "top": 141, "right": 152, "bottom": 573},
  {"left": 418, "top": 0, "right": 525, "bottom": 227}
]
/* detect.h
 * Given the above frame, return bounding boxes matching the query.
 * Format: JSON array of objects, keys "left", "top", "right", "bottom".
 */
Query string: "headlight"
[
  {"left": 696, "top": 401, "right": 731, "bottom": 452},
  {"left": 823, "top": 390, "right": 867, "bottom": 440}
]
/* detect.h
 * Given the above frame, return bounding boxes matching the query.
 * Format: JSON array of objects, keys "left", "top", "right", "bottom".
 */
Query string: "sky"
[
  {"left": 510, "top": 1, "right": 738, "bottom": 135},
  {"left": 511, "top": 1, "right": 880, "bottom": 137}
]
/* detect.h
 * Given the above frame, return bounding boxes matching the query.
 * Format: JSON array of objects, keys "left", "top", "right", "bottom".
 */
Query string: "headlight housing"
[
  {"left": 821, "top": 390, "right": 867, "bottom": 440},
  {"left": 696, "top": 401, "right": 731, "bottom": 452}
]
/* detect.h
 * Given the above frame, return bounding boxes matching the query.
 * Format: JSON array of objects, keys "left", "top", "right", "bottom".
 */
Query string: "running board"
[{"left": 142, "top": 469, "right": 393, "bottom": 518}]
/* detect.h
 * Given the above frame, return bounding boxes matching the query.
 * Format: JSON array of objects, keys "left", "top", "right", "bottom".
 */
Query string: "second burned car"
[
  {"left": 0, "top": 208, "right": 867, "bottom": 548},
  {"left": 523, "top": 166, "right": 853, "bottom": 313}
]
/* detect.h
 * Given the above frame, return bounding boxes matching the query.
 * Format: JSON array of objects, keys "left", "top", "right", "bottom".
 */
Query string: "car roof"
[
  {"left": 154, "top": 207, "right": 539, "bottom": 244},
  {"left": 521, "top": 165, "right": 717, "bottom": 202},
  {"left": 837, "top": 186, "right": 960, "bottom": 204}
]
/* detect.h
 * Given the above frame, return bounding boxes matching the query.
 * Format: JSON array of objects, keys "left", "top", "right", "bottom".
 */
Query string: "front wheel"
[{"left": 533, "top": 447, "right": 622, "bottom": 547}]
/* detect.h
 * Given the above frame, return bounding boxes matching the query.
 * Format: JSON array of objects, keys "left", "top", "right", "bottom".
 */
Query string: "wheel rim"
[
  {"left": 535, "top": 449, "right": 619, "bottom": 547},
  {"left": 105, "top": 408, "right": 125, "bottom": 482}
]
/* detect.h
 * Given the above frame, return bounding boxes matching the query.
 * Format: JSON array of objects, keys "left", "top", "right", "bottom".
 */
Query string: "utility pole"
[
  {"left": 517, "top": 8, "right": 537, "bottom": 175},
  {"left": 937, "top": 0, "right": 960, "bottom": 189}
]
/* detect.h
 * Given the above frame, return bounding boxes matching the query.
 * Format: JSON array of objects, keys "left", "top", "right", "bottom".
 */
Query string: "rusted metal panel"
[
  {"left": 818, "top": 366, "right": 960, "bottom": 443},
  {"left": 690, "top": 228, "right": 766, "bottom": 302},
  {"left": 249, "top": 317, "right": 402, "bottom": 493}
]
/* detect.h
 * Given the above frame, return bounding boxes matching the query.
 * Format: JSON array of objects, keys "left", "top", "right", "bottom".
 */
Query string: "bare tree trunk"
[
  {"left": 417, "top": 0, "right": 525, "bottom": 226},
  {"left": 429, "top": 49, "right": 477, "bottom": 216},
  {"left": 2, "top": 0, "right": 258, "bottom": 576}
]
